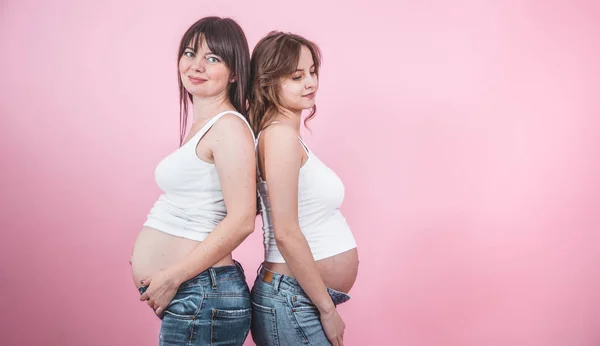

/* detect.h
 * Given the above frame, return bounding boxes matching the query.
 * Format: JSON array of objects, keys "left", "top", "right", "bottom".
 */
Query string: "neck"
[
  {"left": 191, "top": 91, "right": 234, "bottom": 124},
  {"left": 271, "top": 108, "right": 302, "bottom": 133}
]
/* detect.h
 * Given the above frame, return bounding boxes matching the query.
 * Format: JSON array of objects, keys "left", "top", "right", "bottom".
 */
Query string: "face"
[
  {"left": 179, "top": 35, "right": 233, "bottom": 100},
  {"left": 279, "top": 45, "right": 318, "bottom": 113}
]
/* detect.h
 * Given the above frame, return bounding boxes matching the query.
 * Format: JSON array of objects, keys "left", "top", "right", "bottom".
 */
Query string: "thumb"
[
  {"left": 140, "top": 277, "right": 152, "bottom": 286},
  {"left": 139, "top": 277, "right": 152, "bottom": 302}
]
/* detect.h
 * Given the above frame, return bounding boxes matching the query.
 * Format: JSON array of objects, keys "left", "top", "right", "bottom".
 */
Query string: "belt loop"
[
  {"left": 234, "top": 260, "right": 246, "bottom": 280},
  {"left": 257, "top": 262, "right": 264, "bottom": 277},
  {"left": 209, "top": 267, "right": 217, "bottom": 290},
  {"left": 234, "top": 260, "right": 243, "bottom": 272}
]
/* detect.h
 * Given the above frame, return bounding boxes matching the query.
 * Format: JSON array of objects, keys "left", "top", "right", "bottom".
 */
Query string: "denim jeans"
[
  {"left": 139, "top": 261, "right": 251, "bottom": 346},
  {"left": 250, "top": 265, "right": 351, "bottom": 346}
]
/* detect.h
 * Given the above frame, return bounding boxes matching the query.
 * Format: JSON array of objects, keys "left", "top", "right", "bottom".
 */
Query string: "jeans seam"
[
  {"left": 188, "top": 286, "right": 205, "bottom": 344},
  {"left": 205, "top": 293, "right": 250, "bottom": 298},
  {"left": 285, "top": 295, "right": 311, "bottom": 345},
  {"left": 252, "top": 289, "right": 286, "bottom": 303}
]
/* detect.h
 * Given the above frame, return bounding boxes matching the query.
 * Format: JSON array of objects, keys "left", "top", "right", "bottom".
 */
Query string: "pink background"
[{"left": 1, "top": 0, "right": 599, "bottom": 345}]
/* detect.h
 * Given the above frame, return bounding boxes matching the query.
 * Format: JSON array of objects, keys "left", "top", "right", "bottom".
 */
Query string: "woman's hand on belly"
[{"left": 139, "top": 269, "right": 182, "bottom": 317}]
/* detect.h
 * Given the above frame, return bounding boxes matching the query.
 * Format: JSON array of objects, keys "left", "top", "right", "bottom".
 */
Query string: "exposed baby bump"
[{"left": 130, "top": 227, "right": 200, "bottom": 287}]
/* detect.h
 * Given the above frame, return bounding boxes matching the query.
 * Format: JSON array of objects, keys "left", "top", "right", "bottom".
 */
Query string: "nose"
[
  {"left": 305, "top": 74, "right": 317, "bottom": 90},
  {"left": 190, "top": 57, "right": 206, "bottom": 72}
]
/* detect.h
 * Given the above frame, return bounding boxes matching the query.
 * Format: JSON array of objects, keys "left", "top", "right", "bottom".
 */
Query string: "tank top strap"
[
  {"left": 208, "top": 110, "right": 255, "bottom": 139},
  {"left": 255, "top": 121, "right": 283, "bottom": 181},
  {"left": 297, "top": 136, "right": 310, "bottom": 155},
  {"left": 184, "top": 110, "right": 254, "bottom": 151},
  {"left": 255, "top": 121, "right": 282, "bottom": 144}
]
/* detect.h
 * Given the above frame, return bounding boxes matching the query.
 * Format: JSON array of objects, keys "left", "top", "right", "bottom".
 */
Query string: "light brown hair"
[{"left": 248, "top": 31, "right": 322, "bottom": 134}]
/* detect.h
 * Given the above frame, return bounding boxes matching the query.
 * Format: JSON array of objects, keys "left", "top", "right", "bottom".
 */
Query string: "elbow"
[
  {"left": 273, "top": 226, "right": 298, "bottom": 246},
  {"left": 238, "top": 213, "right": 256, "bottom": 236}
]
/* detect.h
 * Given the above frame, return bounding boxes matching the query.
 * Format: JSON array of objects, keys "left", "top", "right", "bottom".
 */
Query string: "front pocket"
[
  {"left": 326, "top": 288, "right": 351, "bottom": 306},
  {"left": 289, "top": 293, "right": 319, "bottom": 313},
  {"left": 289, "top": 288, "right": 351, "bottom": 312},
  {"left": 211, "top": 308, "right": 252, "bottom": 345},
  {"left": 163, "top": 287, "right": 204, "bottom": 320}
]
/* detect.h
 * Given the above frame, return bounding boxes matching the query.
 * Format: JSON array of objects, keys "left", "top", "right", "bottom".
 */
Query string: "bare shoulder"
[
  {"left": 259, "top": 124, "right": 304, "bottom": 168},
  {"left": 260, "top": 123, "right": 299, "bottom": 149},
  {"left": 211, "top": 112, "right": 254, "bottom": 140}
]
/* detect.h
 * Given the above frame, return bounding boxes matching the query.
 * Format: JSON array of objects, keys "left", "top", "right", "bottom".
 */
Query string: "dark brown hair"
[
  {"left": 177, "top": 17, "right": 251, "bottom": 145},
  {"left": 248, "top": 31, "right": 322, "bottom": 134}
]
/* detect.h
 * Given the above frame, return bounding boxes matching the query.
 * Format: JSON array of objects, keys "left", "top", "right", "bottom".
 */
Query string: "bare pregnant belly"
[
  {"left": 130, "top": 227, "right": 233, "bottom": 288},
  {"left": 265, "top": 247, "right": 359, "bottom": 293}
]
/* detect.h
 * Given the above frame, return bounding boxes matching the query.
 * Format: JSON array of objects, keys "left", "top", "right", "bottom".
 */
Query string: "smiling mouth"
[
  {"left": 302, "top": 92, "right": 315, "bottom": 98},
  {"left": 188, "top": 76, "right": 207, "bottom": 84}
]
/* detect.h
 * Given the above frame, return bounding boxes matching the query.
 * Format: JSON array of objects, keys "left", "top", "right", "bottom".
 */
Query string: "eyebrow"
[
  {"left": 185, "top": 46, "right": 217, "bottom": 56},
  {"left": 295, "top": 65, "right": 316, "bottom": 72}
]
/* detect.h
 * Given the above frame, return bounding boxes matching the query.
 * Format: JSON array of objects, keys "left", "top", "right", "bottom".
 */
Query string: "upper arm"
[
  {"left": 211, "top": 114, "right": 256, "bottom": 220},
  {"left": 261, "top": 127, "right": 303, "bottom": 233}
]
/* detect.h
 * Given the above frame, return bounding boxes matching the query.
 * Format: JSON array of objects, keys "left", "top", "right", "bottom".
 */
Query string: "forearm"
[
  {"left": 168, "top": 215, "right": 254, "bottom": 285},
  {"left": 276, "top": 230, "right": 335, "bottom": 314}
]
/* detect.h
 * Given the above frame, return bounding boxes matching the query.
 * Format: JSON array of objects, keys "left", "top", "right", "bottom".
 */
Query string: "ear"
[{"left": 230, "top": 73, "right": 236, "bottom": 83}]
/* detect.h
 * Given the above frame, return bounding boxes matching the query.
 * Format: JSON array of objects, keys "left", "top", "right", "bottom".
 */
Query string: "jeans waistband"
[
  {"left": 139, "top": 260, "right": 246, "bottom": 295},
  {"left": 256, "top": 264, "right": 351, "bottom": 306},
  {"left": 257, "top": 263, "right": 304, "bottom": 293}
]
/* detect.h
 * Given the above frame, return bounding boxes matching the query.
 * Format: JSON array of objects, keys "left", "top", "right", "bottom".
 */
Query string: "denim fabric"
[
  {"left": 139, "top": 261, "right": 251, "bottom": 346},
  {"left": 250, "top": 265, "right": 351, "bottom": 346}
]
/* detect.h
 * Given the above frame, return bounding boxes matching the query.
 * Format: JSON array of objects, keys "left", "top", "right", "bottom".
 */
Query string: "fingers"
[
  {"left": 143, "top": 296, "right": 165, "bottom": 316},
  {"left": 155, "top": 306, "right": 165, "bottom": 317},
  {"left": 139, "top": 277, "right": 151, "bottom": 301},
  {"left": 151, "top": 301, "right": 165, "bottom": 317},
  {"left": 330, "top": 330, "right": 344, "bottom": 346}
]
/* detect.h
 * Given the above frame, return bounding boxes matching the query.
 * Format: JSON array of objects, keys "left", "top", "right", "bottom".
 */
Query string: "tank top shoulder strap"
[
  {"left": 297, "top": 136, "right": 310, "bottom": 155},
  {"left": 186, "top": 110, "right": 254, "bottom": 149},
  {"left": 255, "top": 121, "right": 282, "bottom": 181},
  {"left": 255, "top": 121, "right": 282, "bottom": 148},
  {"left": 255, "top": 122, "right": 311, "bottom": 181},
  {"left": 207, "top": 110, "right": 255, "bottom": 140}
]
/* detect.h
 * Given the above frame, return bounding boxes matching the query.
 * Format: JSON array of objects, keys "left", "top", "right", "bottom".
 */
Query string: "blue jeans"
[
  {"left": 250, "top": 265, "right": 351, "bottom": 346},
  {"left": 138, "top": 261, "right": 251, "bottom": 346}
]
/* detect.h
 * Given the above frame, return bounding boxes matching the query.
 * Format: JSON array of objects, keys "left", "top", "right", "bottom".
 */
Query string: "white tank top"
[
  {"left": 255, "top": 123, "right": 357, "bottom": 262},
  {"left": 143, "top": 110, "right": 254, "bottom": 241}
]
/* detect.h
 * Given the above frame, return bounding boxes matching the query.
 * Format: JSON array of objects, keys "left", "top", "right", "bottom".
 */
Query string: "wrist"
[
  {"left": 166, "top": 265, "right": 187, "bottom": 287},
  {"left": 316, "top": 299, "right": 336, "bottom": 315}
]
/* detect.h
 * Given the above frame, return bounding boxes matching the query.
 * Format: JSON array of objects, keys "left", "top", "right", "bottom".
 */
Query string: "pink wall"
[{"left": 1, "top": 0, "right": 599, "bottom": 345}]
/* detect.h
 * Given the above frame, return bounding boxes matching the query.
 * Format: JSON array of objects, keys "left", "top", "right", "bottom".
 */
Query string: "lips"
[
  {"left": 302, "top": 92, "right": 315, "bottom": 98},
  {"left": 188, "top": 76, "right": 207, "bottom": 84}
]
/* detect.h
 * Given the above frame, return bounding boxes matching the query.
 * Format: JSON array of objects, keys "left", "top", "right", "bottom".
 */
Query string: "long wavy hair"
[
  {"left": 177, "top": 17, "right": 251, "bottom": 145},
  {"left": 248, "top": 31, "right": 322, "bottom": 134}
]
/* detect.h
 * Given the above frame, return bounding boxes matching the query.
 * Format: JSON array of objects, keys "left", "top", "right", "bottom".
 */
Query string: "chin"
[
  {"left": 304, "top": 101, "right": 316, "bottom": 109},
  {"left": 188, "top": 88, "right": 215, "bottom": 99}
]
